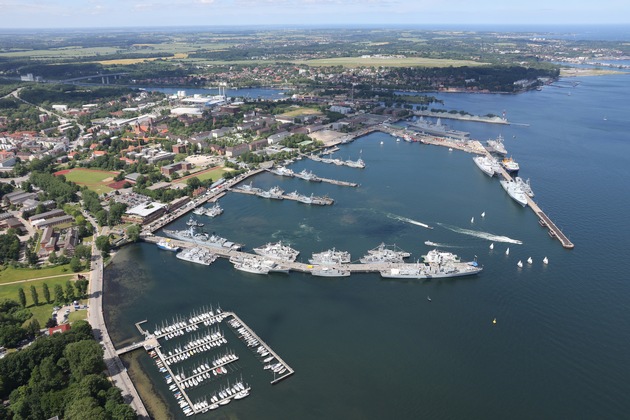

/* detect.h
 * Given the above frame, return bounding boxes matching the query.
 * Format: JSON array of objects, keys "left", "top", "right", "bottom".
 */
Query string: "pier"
[
  {"left": 229, "top": 187, "right": 334, "bottom": 205},
  {"left": 142, "top": 235, "right": 470, "bottom": 275},
  {"left": 492, "top": 157, "right": 575, "bottom": 249}
]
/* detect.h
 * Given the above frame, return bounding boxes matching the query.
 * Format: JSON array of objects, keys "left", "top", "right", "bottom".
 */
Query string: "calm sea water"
[{"left": 104, "top": 73, "right": 630, "bottom": 419}]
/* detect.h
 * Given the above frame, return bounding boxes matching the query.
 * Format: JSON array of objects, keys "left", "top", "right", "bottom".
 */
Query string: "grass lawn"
[
  {"left": 56, "top": 168, "right": 118, "bottom": 194},
  {"left": 177, "top": 167, "right": 228, "bottom": 184},
  {"left": 280, "top": 107, "right": 323, "bottom": 118},
  {"left": 67, "top": 310, "right": 87, "bottom": 323},
  {"left": 293, "top": 56, "right": 488, "bottom": 68},
  {"left": 0, "top": 264, "right": 77, "bottom": 285}
]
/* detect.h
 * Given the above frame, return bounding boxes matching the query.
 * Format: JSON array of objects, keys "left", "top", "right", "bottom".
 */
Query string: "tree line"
[{"left": 0, "top": 320, "right": 137, "bottom": 419}]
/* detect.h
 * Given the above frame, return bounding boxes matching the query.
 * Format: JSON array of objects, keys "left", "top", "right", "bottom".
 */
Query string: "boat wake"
[
  {"left": 423, "top": 241, "right": 461, "bottom": 248},
  {"left": 437, "top": 223, "right": 523, "bottom": 244},
  {"left": 387, "top": 213, "right": 433, "bottom": 230}
]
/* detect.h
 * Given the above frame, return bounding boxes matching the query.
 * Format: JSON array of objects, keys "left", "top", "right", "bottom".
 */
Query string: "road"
[{"left": 85, "top": 213, "right": 149, "bottom": 419}]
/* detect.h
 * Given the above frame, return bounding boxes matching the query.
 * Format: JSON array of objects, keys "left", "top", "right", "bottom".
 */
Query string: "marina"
[{"left": 117, "top": 307, "right": 293, "bottom": 416}]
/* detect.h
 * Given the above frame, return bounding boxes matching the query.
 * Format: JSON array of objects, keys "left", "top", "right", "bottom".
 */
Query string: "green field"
[
  {"left": 177, "top": 167, "right": 228, "bottom": 184},
  {"left": 58, "top": 168, "right": 117, "bottom": 194},
  {"left": 0, "top": 264, "right": 77, "bottom": 285},
  {"left": 279, "top": 107, "right": 323, "bottom": 118},
  {"left": 0, "top": 276, "right": 80, "bottom": 326},
  {"left": 294, "top": 56, "right": 488, "bottom": 68}
]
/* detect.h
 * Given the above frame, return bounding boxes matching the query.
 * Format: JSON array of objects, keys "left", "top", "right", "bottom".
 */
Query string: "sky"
[{"left": 1, "top": 0, "right": 629, "bottom": 29}]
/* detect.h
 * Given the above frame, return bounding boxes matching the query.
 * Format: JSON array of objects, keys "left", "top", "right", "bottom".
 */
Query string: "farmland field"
[{"left": 293, "top": 56, "right": 488, "bottom": 68}]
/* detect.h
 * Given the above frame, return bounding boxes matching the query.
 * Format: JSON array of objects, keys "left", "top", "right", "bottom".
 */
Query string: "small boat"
[
  {"left": 471, "top": 217, "right": 474, "bottom": 223},
  {"left": 527, "top": 257, "right": 533, "bottom": 264},
  {"left": 396, "top": 138, "right": 401, "bottom": 142},
  {"left": 505, "top": 247, "right": 510, "bottom": 256},
  {"left": 448, "top": 147, "right": 453, "bottom": 151},
  {"left": 381, "top": 141, "right": 385, "bottom": 145},
  {"left": 481, "top": 211, "right": 485, "bottom": 218},
  {"left": 427, "top": 296, "right": 432, "bottom": 302},
  {"left": 517, "top": 260, "right": 523, "bottom": 268},
  {"left": 543, "top": 256, "right": 549, "bottom": 265},
  {"left": 492, "top": 318, "right": 497, "bottom": 325},
  {"left": 489, "top": 243, "right": 494, "bottom": 250}
]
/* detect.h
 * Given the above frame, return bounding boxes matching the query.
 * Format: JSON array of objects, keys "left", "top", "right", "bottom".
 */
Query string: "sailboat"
[
  {"left": 543, "top": 256, "right": 549, "bottom": 265},
  {"left": 471, "top": 217, "right": 474, "bottom": 223},
  {"left": 481, "top": 211, "right": 485, "bottom": 218},
  {"left": 489, "top": 243, "right": 494, "bottom": 250},
  {"left": 427, "top": 296, "right": 432, "bottom": 302},
  {"left": 505, "top": 247, "right": 510, "bottom": 256},
  {"left": 527, "top": 257, "right": 533, "bottom": 264},
  {"left": 517, "top": 260, "right": 523, "bottom": 268}
]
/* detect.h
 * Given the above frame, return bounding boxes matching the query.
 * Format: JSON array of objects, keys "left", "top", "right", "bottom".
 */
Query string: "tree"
[
  {"left": 18, "top": 287, "right": 26, "bottom": 307},
  {"left": 70, "top": 256, "right": 82, "bottom": 273},
  {"left": 0, "top": 324, "right": 28, "bottom": 348},
  {"left": 126, "top": 224, "right": 140, "bottom": 243},
  {"left": 75, "top": 279, "right": 89, "bottom": 298},
  {"left": 54, "top": 284, "right": 65, "bottom": 304},
  {"left": 48, "top": 251, "right": 58, "bottom": 264},
  {"left": 30, "top": 285, "right": 39, "bottom": 306},
  {"left": 95, "top": 236, "right": 110, "bottom": 256},
  {"left": 65, "top": 281, "right": 76, "bottom": 303},
  {"left": 64, "top": 340, "right": 105, "bottom": 382},
  {"left": 45, "top": 317, "right": 57, "bottom": 328},
  {"left": 186, "top": 176, "right": 202, "bottom": 190},
  {"left": 27, "top": 319, "right": 40, "bottom": 338},
  {"left": 43, "top": 283, "right": 51, "bottom": 303},
  {"left": 74, "top": 244, "right": 92, "bottom": 260}
]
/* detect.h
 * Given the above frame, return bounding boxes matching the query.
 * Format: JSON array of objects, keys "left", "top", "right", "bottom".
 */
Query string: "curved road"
[{"left": 86, "top": 216, "right": 149, "bottom": 419}]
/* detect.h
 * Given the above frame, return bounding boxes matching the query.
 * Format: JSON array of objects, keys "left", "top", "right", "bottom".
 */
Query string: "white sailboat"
[
  {"left": 527, "top": 257, "right": 533, "bottom": 264},
  {"left": 471, "top": 217, "right": 474, "bottom": 223},
  {"left": 505, "top": 247, "right": 510, "bottom": 256},
  {"left": 481, "top": 211, "right": 485, "bottom": 218},
  {"left": 543, "top": 256, "right": 549, "bottom": 265},
  {"left": 489, "top": 243, "right": 494, "bottom": 250},
  {"left": 517, "top": 260, "right": 523, "bottom": 268}
]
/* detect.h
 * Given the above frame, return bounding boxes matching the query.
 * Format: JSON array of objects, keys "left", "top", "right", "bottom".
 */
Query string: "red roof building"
[{"left": 48, "top": 324, "right": 71, "bottom": 335}]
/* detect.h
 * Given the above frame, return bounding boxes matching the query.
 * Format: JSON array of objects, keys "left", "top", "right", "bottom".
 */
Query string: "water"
[{"left": 104, "top": 73, "right": 630, "bottom": 419}]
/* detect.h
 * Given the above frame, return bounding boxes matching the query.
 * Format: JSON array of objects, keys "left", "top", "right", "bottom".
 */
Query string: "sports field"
[{"left": 55, "top": 168, "right": 119, "bottom": 194}]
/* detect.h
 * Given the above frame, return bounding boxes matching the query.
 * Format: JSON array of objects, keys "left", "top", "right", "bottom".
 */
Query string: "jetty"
[{"left": 116, "top": 308, "right": 293, "bottom": 416}]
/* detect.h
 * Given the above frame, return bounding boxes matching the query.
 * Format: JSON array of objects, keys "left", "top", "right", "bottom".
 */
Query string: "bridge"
[{"left": 60, "top": 73, "right": 129, "bottom": 84}]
